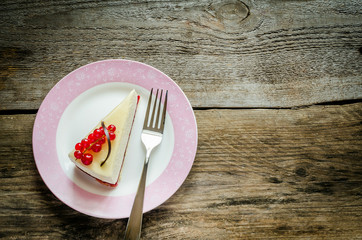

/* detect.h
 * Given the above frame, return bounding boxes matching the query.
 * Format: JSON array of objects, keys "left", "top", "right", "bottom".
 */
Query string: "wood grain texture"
[
  {"left": 0, "top": 0, "right": 361, "bottom": 110},
  {"left": 1, "top": 103, "right": 361, "bottom": 239},
  {"left": 1, "top": 1, "right": 361, "bottom": 239}
]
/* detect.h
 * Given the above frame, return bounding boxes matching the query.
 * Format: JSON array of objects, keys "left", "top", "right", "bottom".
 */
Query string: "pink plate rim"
[{"left": 32, "top": 59, "right": 198, "bottom": 219}]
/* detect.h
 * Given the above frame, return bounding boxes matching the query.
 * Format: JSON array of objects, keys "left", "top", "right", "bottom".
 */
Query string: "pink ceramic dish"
[{"left": 32, "top": 59, "right": 197, "bottom": 219}]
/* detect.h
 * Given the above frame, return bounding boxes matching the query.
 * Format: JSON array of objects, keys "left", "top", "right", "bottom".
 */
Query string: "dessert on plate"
[{"left": 68, "top": 89, "right": 140, "bottom": 187}]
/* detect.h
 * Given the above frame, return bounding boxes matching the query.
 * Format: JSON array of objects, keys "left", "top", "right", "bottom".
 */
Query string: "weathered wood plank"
[
  {"left": 0, "top": 0, "right": 361, "bottom": 110},
  {"left": 1, "top": 103, "right": 361, "bottom": 239}
]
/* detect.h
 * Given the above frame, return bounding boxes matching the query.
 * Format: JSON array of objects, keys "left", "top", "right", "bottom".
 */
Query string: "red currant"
[
  {"left": 75, "top": 143, "right": 82, "bottom": 151},
  {"left": 81, "top": 153, "right": 93, "bottom": 165},
  {"left": 81, "top": 138, "right": 91, "bottom": 149},
  {"left": 98, "top": 136, "right": 106, "bottom": 144},
  {"left": 109, "top": 132, "right": 116, "bottom": 140},
  {"left": 74, "top": 150, "right": 83, "bottom": 159},
  {"left": 88, "top": 133, "right": 96, "bottom": 143},
  {"left": 93, "top": 129, "right": 102, "bottom": 139},
  {"left": 107, "top": 124, "right": 116, "bottom": 132},
  {"left": 91, "top": 143, "right": 102, "bottom": 152},
  {"left": 98, "top": 127, "right": 105, "bottom": 135}
]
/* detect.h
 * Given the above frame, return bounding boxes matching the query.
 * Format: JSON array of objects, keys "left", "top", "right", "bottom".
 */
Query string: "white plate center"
[{"left": 56, "top": 82, "right": 174, "bottom": 196}]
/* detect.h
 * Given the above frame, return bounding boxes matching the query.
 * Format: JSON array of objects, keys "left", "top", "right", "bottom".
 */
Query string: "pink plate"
[{"left": 32, "top": 59, "right": 198, "bottom": 219}]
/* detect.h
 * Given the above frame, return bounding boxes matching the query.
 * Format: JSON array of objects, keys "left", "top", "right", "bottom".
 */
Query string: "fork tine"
[
  {"left": 159, "top": 90, "right": 168, "bottom": 132},
  {"left": 155, "top": 89, "right": 163, "bottom": 129},
  {"left": 143, "top": 88, "right": 153, "bottom": 128},
  {"left": 149, "top": 89, "right": 159, "bottom": 128}
]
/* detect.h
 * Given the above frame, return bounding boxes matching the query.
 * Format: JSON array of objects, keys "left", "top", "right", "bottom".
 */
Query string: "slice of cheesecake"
[{"left": 69, "top": 89, "right": 140, "bottom": 186}]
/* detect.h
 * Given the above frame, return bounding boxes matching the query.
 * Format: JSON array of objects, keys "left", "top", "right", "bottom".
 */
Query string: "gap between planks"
[{"left": 1, "top": 99, "right": 362, "bottom": 115}]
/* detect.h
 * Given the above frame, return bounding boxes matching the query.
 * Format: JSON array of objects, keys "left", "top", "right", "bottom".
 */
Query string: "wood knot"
[
  {"left": 268, "top": 177, "right": 283, "bottom": 184},
  {"left": 216, "top": 1, "right": 249, "bottom": 24},
  {"left": 295, "top": 167, "right": 308, "bottom": 177}
]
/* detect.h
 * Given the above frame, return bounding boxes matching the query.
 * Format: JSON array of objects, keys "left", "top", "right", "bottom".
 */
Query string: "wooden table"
[{"left": 1, "top": 1, "right": 361, "bottom": 239}]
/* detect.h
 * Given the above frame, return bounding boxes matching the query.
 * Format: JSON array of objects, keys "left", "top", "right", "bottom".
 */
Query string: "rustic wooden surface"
[
  {"left": 0, "top": 0, "right": 361, "bottom": 239},
  {"left": 0, "top": 0, "right": 361, "bottom": 109}
]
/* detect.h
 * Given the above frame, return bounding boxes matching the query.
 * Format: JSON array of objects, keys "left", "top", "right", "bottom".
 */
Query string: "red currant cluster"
[{"left": 73, "top": 124, "right": 117, "bottom": 165}]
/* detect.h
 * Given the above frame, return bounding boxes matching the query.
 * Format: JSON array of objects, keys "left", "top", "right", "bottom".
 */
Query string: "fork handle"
[{"left": 124, "top": 159, "right": 149, "bottom": 240}]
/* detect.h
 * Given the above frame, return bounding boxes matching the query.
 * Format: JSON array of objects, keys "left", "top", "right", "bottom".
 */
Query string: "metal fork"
[{"left": 124, "top": 88, "right": 168, "bottom": 240}]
